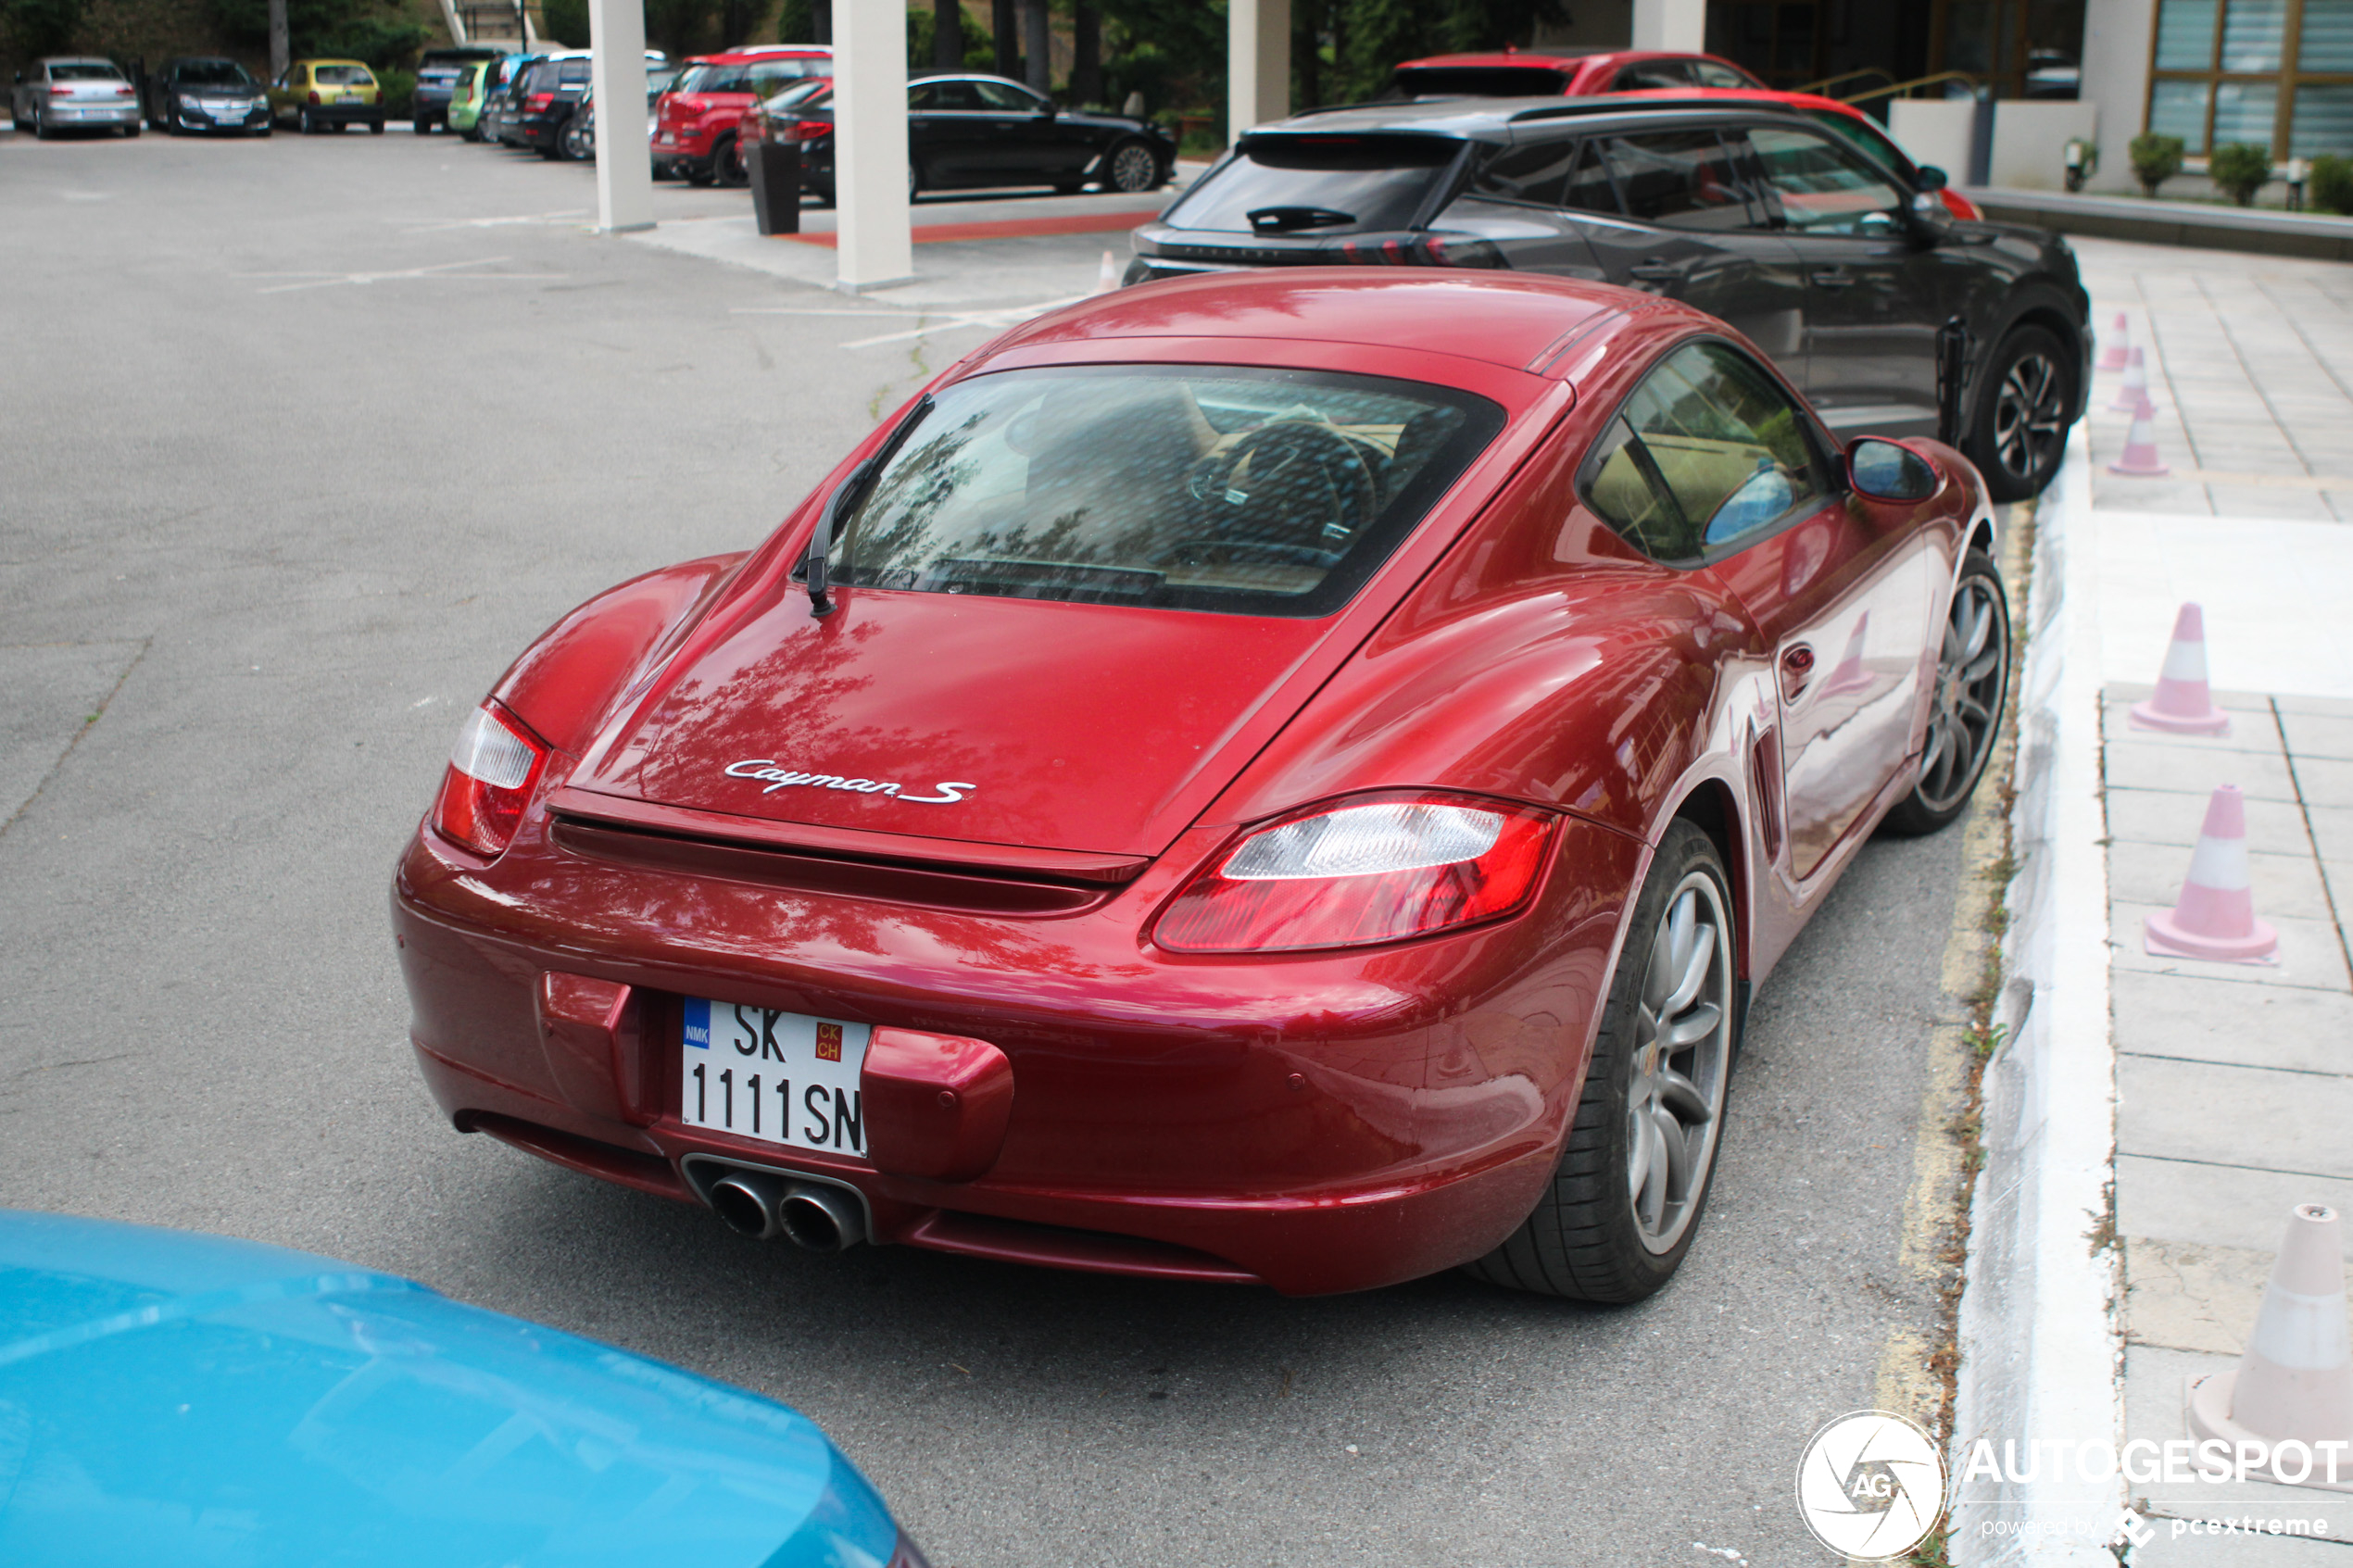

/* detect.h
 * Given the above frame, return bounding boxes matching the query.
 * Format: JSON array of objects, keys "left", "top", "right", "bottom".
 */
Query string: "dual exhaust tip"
[{"left": 709, "top": 1170, "right": 866, "bottom": 1252}]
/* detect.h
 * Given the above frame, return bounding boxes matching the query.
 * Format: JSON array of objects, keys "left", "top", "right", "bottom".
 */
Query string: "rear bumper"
[
  {"left": 390, "top": 803, "right": 1638, "bottom": 1295},
  {"left": 296, "top": 101, "right": 381, "bottom": 124},
  {"left": 44, "top": 102, "right": 139, "bottom": 124}
]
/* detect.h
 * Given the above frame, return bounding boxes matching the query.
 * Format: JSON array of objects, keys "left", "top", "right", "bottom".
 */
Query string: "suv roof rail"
[{"left": 1505, "top": 94, "right": 1810, "bottom": 124}]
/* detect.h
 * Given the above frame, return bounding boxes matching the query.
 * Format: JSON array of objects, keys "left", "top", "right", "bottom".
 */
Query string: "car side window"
[
  {"left": 907, "top": 82, "right": 937, "bottom": 109},
  {"left": 1744, "top": 126, "right": 1911, "bottom": 235},
  {"left": 974, "top": 80, "right": 1045, "bottom": 112},
  {"left": 925, "top": 81, "right": 983, "bottom": 110},
  {"left": 1612, "top": 61, "right": 1692, "bottom": 90},
  {"left": 1559, "top": 141, "right": 1623, "bottom": 216},
  {"left": 1690, "top": 61, "right": 1752, "bottom": 88},
  {"left": 1470, "top": 138, "right": 1578, "bottom": 207},
  {"left": 1596, "top": 132, "right": 1757, "bottom": 232},
  {"left": 1581, "top": 341, "right": 1831, "bottom": 562}
]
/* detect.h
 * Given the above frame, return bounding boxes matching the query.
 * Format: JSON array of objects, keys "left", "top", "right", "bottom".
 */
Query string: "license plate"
[{"left": 680, "top": 997, "right": 870, "bottom": 1158}]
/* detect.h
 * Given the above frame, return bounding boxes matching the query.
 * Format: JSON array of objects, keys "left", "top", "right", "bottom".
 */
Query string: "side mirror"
[
  {"left": 1848, "top": 437, "right": 1941, "bottom": 502},
  {"left": 1914, "top": 164, "right": 1949, "bottom": 192}
]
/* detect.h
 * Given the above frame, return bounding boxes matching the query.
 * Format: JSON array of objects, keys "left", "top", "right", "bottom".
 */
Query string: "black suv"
[
  {"left": 510, "top": 55, "right": 591, "bottom": 159},
  {"left": 1129, "top": 97, "right": 2091, "bottom": 498}
]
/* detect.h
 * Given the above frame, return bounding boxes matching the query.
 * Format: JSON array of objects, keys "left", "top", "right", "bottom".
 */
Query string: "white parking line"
[
  {"left": 232, "top": 256, "right": 567, "bottom": 295},
  {"left": 729, "top": 293, "right": 1089, "bottom": 350}
]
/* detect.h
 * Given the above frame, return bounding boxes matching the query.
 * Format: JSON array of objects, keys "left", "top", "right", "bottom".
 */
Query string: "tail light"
[
  {"left": 432, "top": 704, "right": 550, "bottom": 858},
  {"left": 307, "top": 90, "right": 321, "bottom": 104},
  {"left": 525, "top": 92, "right": 554, "bottom": 112},
  {"left": 112, "top": 85, "right": 133, "bottom": 97},
  {"left": 1152, "top": 791, "right": 1554, "bottom": 954},
  {"left": 1334, "top": 235, "right": 1507, "bottom": 270},
  {"left": 47, "top": 84, "right": 71, "bottom": 95},
  {"left": 786, "top": 119, "right": 829, "bottom": 142}
]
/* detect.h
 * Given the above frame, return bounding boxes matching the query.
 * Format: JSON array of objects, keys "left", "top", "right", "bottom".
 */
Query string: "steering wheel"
[{"left": 1181, "top": 420, "right": 1381, "bottom": 552}]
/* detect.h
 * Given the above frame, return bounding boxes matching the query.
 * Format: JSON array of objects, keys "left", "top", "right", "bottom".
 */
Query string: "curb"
[{"left": 1950, "top": 428, "right": 2127, "bottom": 1565}]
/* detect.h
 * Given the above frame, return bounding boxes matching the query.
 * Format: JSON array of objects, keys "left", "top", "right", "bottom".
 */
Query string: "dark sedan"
[
  {"left": 765, "top": 72, "right": 1176, "bottom": 203},
  {"left": 145, "top": 56, "right": 270, "bottom": 135},
  {"left": 1127, "top": 96, "right": 2092, "bottom": 499}
]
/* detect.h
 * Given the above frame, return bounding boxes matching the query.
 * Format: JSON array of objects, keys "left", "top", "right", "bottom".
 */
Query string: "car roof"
[
  {"left": 1397, "top": 48, "right": 1686, "bottom": 69},
  {"left": 1263, "top": 93, "right": 1823, "bottom": 142},
  {"left": 976, "top": 269, "right": 1705, "bottom": 379},
  {"left": 295, "top": 57, "right": 371, "bottom": 67},
  {"left": 699, "top": 44, "right": 829, "bottom": 63}
]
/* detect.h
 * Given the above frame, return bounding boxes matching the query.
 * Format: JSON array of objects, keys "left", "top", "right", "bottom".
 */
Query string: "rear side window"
[
  {"left": 1581, "top": 342, "right": 1831, "bottom": 562},
  {"left": 1802, "top": 107, "right": 1919, "bottom": 182},
  {"left": 1471, "top": 138, "right": 1579, "bottom": 206},
  {"left": 749, "top": 58, "right": 825, "bottom": 91},
  {"left": 973, "top": 80, "right": 1046, "bottom": 111},
  {"left": 1596, "top": 131, "right": 1756, "bottom": 231},
  {"left": 1690, "top": 61, "right": 1756, "bottom": 88},
  {"left": 1165, "top": 134, "right": 1465, "bottom": 235},
  {"left": 679, "top": 64, "right": 750, "bottom": 94},
  {"left": 826, "top": 366, "right": 1504, "bottom": 618},
  {"left": 1560, "top": 142, "right": 1624, "bottom": 215},
  {"left": 558, "top": 61, "right": 591, "bottom": 84}
]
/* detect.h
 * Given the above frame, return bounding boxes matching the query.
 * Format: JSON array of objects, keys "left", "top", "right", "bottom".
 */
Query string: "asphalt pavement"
[{"left": 0, "top": 125, "right": 1991, "bottom": 1567}]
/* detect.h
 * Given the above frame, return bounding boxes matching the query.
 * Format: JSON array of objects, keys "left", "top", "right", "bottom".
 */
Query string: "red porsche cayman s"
[{"left": 392, "top": 270, "right": 2007, "bottom": 1302}]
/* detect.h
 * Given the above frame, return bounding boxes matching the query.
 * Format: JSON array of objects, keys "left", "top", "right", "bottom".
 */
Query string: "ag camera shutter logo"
[{"left": 1795, "top": 1410, "right": 1946, "bottom": 1560}]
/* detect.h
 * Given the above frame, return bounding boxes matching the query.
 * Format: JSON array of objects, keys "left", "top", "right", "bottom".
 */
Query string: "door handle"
[
  {"left": 1628, "top": 260, "right": 1680, "bottom": 282},
  {"left": 1808, "top": 267, "right": 1856, "bottom": 288}
]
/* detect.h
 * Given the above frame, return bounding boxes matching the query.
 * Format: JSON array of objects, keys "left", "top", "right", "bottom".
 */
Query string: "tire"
[
  {"left": 684, "top": 157, "right": 716, "bottom": 187},
  {"left": 909, "top": 161, "right": 921, "bottom": 200},
  {"left": 1103, "top": 137, "right": 1162, "bottom": 194},
  {"left": 413, "top": 113, "right": 431, "bottom": 133},
  {"left": 33, "top": 106, "right": 52, "bottom": 139},
  {"left": 1881, "top": 548, "right": 2010, "bottom": 837},
  {"left": 560, "top": 114, "right": 592, "bottom": 161},
  {"left": 1466, "top": 820, "right": 1739, "bottom": 1304},
  {"left": 1964, "top": 322, "right": 2075, "bottom": 501},
  {"left": 711, "top": 134, "right": 746, "bottom": 187},
  {"left": 369, "top": 118, "right": 384, "bottom": 134},
  {"left": 461, "top": 122, "right": 481, "bottom": 143},
  {"left": 300, "top": 108, "right": 316, "bottom": 134}
]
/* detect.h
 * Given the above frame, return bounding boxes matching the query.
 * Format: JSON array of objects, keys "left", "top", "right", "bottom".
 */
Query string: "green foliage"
[
  {"left": 1095, "top": 0, "right": 1224, "bottom": 119},
  {"left": 2128, "top": 132, "right": 2183, "bottom": 198},
  {"left": 643, "top": 0, "right": 716, "bottom": 58},
  {"left": 1291, "top": 0, "right": 1567, "bottom": 107},
  {"left": 903, "top": 3, "right": 994, "bottom": 73},
  {"left": 2310, "top": 153, "right": 2353, "bottom": 215},
  {"left": 210, "top": 0, "right": 424, "bottom": 67},
  {"left": 542, "top": 0, "right": 590, "bottom": 46},
  {"left": 2208, "top": 140, "right": 2271, "bottom": 205},
  {"left": 0, "top": 0, "right": 82, "bottom": 58},
  {"left": 376, "top": 65, "right": 413, "bottom": 112}
]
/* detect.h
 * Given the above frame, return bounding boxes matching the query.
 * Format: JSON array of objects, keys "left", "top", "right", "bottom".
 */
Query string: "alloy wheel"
[
  {"left": 1108, "top": 141, "right": 1157, "bottom": 193},
  {"left": 1627, "top": 871, "right": 1732, "bottom": 1255},
  {"left": 1989, "top": 349, "right": 2067, "bottom": 488},
  {"left": 1915, "top": 574, "right": 2006, "bottom": 816}
]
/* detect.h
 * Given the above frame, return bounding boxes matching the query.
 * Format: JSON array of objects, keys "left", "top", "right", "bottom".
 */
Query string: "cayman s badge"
[{"left": 724, "top": 759, "right": 975, "bottom": 805}]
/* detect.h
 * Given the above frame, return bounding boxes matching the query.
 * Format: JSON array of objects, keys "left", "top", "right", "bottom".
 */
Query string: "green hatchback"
[{"left": 447, "top": 59, "right": 493, "bottom": 140}]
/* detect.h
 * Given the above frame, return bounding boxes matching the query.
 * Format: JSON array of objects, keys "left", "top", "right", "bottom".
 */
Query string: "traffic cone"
[
  {"left": 2108, "top": 395, "right": 2171, "bottom": 477},
  {"left": 2143, "top": 784, "right": 2279, "bottom": 963},
  {"left": 1094, "top": 250, "right": 1120, "bottom": 295},
  {"left": 2130, "top": 601, "right": 2232, "bottom": 734},
  {"left": 2110, "top": 345, "right": 2150, "bottom": 412},
  {"left": 2185, "top": 1203, "right": 2353, "bottom": 1491},
  {"left": 2098, "top": 310, "right": 2131, "bottom": 371}
]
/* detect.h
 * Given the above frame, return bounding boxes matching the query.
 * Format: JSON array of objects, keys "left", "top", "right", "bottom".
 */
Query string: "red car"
[
  {"left": 393, "top": 270, "right": 2007, "bottom": 1303},
  {"left": 652, "top": 44, "right": 828, "bottom": 186},
  {"left": 1391, "top": 46, "right": 1764, "bottom": 97}
]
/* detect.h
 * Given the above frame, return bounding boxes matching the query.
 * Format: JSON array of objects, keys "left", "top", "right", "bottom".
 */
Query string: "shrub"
[
  {"left": 2311, "top": 153, "right": 2353, "bottom": 214},
  {"left": 2208, "top": 141, "right": 2272, "bottom": 206},
  {"left": 541, "top": 0, "right": 588, "bottom": 46},
  {"left": 0, "top": 0, "right": 82, "bottom": 58},
  {"left": 375, "top": 66, "right": 413, "bottom": 115},
  {"left": 2130, "top": 132, "right": 2184, "bottom": 198}
]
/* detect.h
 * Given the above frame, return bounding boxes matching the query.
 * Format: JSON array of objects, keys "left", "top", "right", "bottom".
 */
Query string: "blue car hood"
[{"left": 0, "top": 1212, "right": 899, "bottom": 1568}]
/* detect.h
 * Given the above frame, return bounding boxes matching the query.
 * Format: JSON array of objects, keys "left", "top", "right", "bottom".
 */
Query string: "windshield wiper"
[
  {"left": 801, "top": 394, "right": 932, "bottom": 617},
  {"left": 1247, "top": 206, "right": 1355, "bottom": 233}
]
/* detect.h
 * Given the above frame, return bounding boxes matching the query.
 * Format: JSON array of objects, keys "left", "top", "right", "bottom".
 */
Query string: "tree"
[
  {"left": 2128, "top": 132, "right": 2184, "bottom": 199},
  {"left": 1, "top": 0, "right": 82, "bottom": 57}
]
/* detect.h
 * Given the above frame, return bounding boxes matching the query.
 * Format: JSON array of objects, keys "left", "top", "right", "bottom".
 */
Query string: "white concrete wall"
[
  {"left": 834, "top": 0, "right": 912, "bottom": 292},
  {"left": 1227, "top": 0, "right": 1290, "bottom": 140},
  {"left": 587, "top": 0, "right": 652, "bottom": 231},
  {"left": 1990, "top": 101, "right": 2101, "bottom": 190},
  {"left": 1890, "top": 100, "right": 1981, "bottom": 185},
  {"left": 1630, "top": 0, "right": 1704, "bottom": 51},
  {"left": 2081, "top": 0, "right": 2158, "bottom": 194}
]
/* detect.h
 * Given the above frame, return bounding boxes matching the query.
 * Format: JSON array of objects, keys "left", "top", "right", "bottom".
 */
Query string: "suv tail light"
[
  {"left": 433, "top": 704, "right": 550, "bottom": 858},
  {"left": 525, "top": 91, "right": 554, "bottom": 112},
  {"left": 1334, "top": 235, "right": 1507, "bottom": 270},
  {"left": 1152, "top": 792, "right": 1554, "bottom": 953}
]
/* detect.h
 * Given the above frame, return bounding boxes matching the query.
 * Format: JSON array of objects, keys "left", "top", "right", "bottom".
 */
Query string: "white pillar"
[
  {"left": 1630, "top": 0, "right": 1705, "bottom": 51},
  {"left": 588, "top": 2, "right": 654, "bottom": 231},
  {"left": 1227, "top": 0, "right": 1289, "bottom": 144},
  {"left": 835, "top": 0, "right": 914, "bottom": 293}
]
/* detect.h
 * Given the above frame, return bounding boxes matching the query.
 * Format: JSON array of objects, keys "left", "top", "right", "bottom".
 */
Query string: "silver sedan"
[{"left": 12, "top": 56, "right": 143, "bottom": 138}]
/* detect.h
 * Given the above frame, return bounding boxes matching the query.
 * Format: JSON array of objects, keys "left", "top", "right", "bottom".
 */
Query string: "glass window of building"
[{"left": 2149, "top": 0, "right": 2353, "bottom": 154}]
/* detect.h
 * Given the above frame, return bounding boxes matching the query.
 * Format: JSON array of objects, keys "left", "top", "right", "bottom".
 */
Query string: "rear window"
[
  {"left": 558, "top": 60, "right": 591, "bottom": 84},
  {"left": 51, "top": 63, "right": 125, "bottom": 81},
  {"left": 824, "top": 366, "right": 1504, "bottom": 618},
  {"left": 1393, "top": 66, "right": 1571, "bottom": 96},
  {"left": 1164, "top": 134, "right": 1466, "bottom": 235},
  {"left": 315, "top": 65, "right": 372, "bottom": 85}
]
